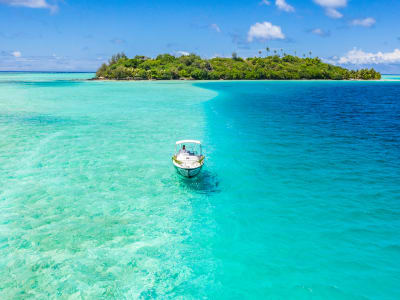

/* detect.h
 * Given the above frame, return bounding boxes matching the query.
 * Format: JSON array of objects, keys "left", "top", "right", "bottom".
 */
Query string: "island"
[{"left": 95, "top": 52, "right": 381, "bottom": 80}]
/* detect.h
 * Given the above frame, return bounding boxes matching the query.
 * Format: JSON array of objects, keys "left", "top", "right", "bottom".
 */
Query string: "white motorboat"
[{"left": 172, "top": 140, "right": 205, "bottom": 178}]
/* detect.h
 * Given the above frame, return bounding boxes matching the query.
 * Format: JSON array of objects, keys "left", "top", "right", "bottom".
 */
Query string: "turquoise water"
[
  {"left": 0, "top": 74, "right": 399, "bottom": 299},
  {"left": 382, "top": 74, "right": 400, "bottom": 81}
]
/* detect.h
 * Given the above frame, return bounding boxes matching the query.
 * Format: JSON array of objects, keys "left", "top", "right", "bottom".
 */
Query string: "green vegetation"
[{"left": 95, "top": 52, "right": 381, "bottom": 80}]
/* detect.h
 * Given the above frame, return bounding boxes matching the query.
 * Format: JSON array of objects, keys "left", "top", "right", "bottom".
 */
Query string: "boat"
[{"left": 172, "top": 140, "right": 205, "bottom": 178}]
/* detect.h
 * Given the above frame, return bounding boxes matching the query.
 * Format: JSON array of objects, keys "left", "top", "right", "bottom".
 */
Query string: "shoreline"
[{"left": 88, "top": 78, "right": 391, "bottom": 82}]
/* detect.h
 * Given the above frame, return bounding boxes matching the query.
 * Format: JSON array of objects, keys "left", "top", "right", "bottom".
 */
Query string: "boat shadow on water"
[{"left": 176, "top": 170, "right": 220, "bottom": 195}]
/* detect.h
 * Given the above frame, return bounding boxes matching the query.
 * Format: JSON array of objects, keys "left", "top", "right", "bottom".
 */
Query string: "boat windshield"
[{"left": 176, "top": 143, "right": 201, "bottom": 156}]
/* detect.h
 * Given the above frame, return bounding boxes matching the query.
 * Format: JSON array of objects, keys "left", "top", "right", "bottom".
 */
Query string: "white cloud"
[
  {"left": 0, "top": 53, "right": 103, "bottom": 71},
  {"left": 260, "top": 0, "right": 270, "bottom": 5},
  {"left": 311, "top": 28, "right": 330, "bottom": 37},
  {"left": 312, "top": 28, "right": 323, "bottom": 35},
  {"left": 12, "top": 51, "right": 21, "bottom": 57},
  {"left": 247, "top": 22, "right": 285, "bottom": 42},
  {"left": 325, "top": 8, "right": 342, "bottom": 18},
  {"left": 52, "top": 53, "right": 62, "bottom": 60},
  {"left": 351, "top": 17, "right": 376, "bottom": 27},
  {"left": 338, "top": 48, "right": 400, "bottom": 64},
  {"left": 313, "top": 0, "right": 347, "bottom": 18},
  {"left": 322, "top": 56, "right": 338, "bottom": 65},
  {"left": 0, "top": 0, "right": 57, "bottom": 12},
  {"left": 275, "top": 0, "right": 294, "bottom": 12},
  {"left": 210, "top": 23, "right": 221, "bottom": 33},
  {"left": 313, "top": 0, "right": 347, "bottom": 7},
  {"left": 176, "top": 51, "right": 190, "bottom": 56}
]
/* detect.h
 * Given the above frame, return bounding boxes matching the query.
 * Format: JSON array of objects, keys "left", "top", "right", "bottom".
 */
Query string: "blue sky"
[{"left": 0, "top": 0, "right": 400, "bottom": 72}]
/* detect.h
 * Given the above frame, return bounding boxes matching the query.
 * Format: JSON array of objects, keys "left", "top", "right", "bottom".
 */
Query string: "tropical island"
[{"left": 95, "top": 52, "right": 381, "bottom": 80}]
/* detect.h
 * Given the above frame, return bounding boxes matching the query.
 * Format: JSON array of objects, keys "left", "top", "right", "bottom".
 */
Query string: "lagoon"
[{"left": 0, "top": 73, "right": 399, "bottom": 299}]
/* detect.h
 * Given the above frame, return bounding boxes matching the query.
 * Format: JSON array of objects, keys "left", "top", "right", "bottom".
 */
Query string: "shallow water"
[
  {"left": 0, "top": 73, "right": 399, "bottom": 299},
  {"left": 381, "top": 74, "right": 400, "bottom": 81}
]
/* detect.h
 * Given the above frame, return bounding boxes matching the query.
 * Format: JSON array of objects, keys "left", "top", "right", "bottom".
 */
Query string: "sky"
[{"left": 0, "top": 0, "right": 400, "bottom": 72}]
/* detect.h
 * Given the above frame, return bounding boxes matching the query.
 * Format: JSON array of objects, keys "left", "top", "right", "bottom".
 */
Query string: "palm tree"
[
  {"left": 309, "top": 51, "right": 312, "bottom": 57},
  {"left": 273, "top": 50, "right": 277, "bottom": 56},
  {"left": 266, "top": 47, "right": 270, "bottom": 56},
  {"left": 258, "top": 50, "right": 262, "bottom": 57},
  {"left": 294, "top": 50, "right": 297, "bottom": 56}
]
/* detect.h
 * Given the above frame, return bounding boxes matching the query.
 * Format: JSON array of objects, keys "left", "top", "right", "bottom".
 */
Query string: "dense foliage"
[{"left": 95, "top": 53, "right": 381, "bottom": 80}]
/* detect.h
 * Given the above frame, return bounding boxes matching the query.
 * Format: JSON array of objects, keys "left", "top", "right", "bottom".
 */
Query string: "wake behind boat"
[{"left": 172, "top": 140, "right": 205, "bottom": 178}]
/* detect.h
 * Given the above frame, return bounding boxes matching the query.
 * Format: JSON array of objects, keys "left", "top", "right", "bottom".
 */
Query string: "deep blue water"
[
  {"left": 0, "top": 74, "right": 399, "bottom": 299},
  {"left": 197, "top": 81, "right": 400, "bottom": 299}
]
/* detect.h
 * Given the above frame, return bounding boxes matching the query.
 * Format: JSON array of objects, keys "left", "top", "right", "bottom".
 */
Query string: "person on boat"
[{"left": 179, "top": 145, "right": 188, "bottom": 154}]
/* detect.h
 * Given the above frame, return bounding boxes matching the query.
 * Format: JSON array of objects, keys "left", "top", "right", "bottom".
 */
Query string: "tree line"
[{"left": 95, "top": 52, "right": 381, "bottom": 80}]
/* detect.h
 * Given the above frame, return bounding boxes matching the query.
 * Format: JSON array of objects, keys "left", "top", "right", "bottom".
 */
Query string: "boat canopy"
[{"left": 176, "top": 140, "right": 201, "bottom": 145}]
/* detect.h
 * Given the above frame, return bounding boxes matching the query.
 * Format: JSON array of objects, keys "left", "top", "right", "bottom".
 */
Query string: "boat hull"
[{"left": 174, "top": 165, "right": 203, "bottom": 178}]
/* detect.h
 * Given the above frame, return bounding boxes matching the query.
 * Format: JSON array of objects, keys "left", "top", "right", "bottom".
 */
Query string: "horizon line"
[{"left": 0, "top": 70, "right": 95, "bottom": 73}]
